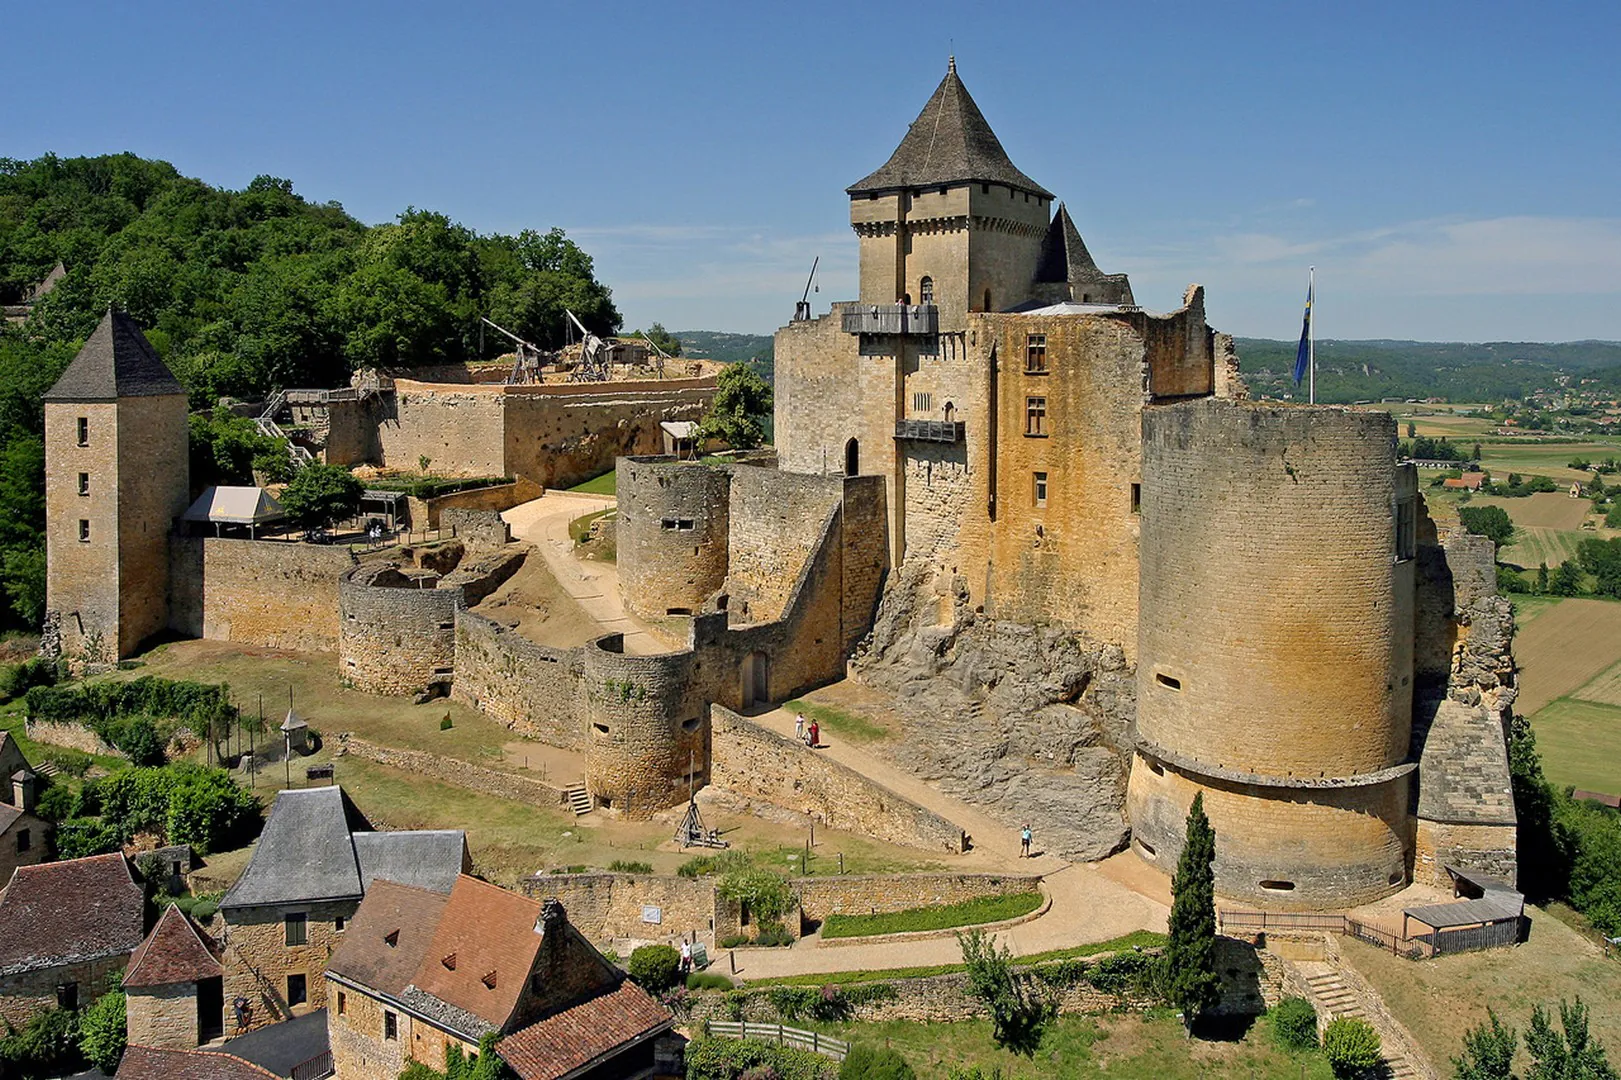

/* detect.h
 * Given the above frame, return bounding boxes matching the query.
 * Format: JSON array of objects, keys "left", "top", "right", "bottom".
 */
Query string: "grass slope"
[
  {"left": 781, "top": 698, "right": 890, "bottom": 743},
  {"left": 819, "top": 892, "right": 1044, "bottom": 938},
  {"left": 568, "top": 469, "right": 617, "bottom": 496}
]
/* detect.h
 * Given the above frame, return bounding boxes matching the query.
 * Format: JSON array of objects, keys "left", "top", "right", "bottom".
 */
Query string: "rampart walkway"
[{"left": 502, "top": 492, "right": 671, "bottom": 655}]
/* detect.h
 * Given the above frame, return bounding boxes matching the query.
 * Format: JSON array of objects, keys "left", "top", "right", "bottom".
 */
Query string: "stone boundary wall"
[
  {"left": 794, "top": 872, "right": 1042, "bottom": 921},
  {"left": 519, "top": 873, "right": 723, "bottom": 943},
  {"left": 451, "top": 612, "right": 584, "bottom": 747},
  {"left": 710, "top": 707, "right": 965, "bottom": 853},
  {"left": 24, "top": 719, "right": 119, "bottom": 757},
  {"left": 168, "top": 537, "right": 353, "bottom": 653},
  {"left": 335, "top": 735, "right": 572, "bottom": 808},
  {"left": 440, "top": 507, "right": 515, "bottom": 550},
  {"left": 390, "top": 375, "right": 717, "bottom": 398},
  {"left": 416, "top": 479, "right": 544, "bottom": 529}
]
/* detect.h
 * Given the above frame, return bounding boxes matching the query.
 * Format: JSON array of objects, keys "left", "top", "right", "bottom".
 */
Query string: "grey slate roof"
[
  {"left": 848, "top": 60, "right": 1052, "bottom": 198},
  {"left": 1037, "top": 204, "right": 1102, "bottom": 282},
  {"left": 354, "top": 830, "right": 469, "bottom": 894},
  {"left": 221, "top": 786, "right": 465, "bottom": 911},
  {"left": 42, "top": 308, "right": 185, "bottom": 403}
]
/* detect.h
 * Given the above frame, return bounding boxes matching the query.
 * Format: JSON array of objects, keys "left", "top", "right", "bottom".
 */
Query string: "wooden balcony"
[
  {"left": 894, "top": 419, "right": 964, "bottom": 443},
  {"left": 842, "top": 304, "right": 939, "bottom": 336}
]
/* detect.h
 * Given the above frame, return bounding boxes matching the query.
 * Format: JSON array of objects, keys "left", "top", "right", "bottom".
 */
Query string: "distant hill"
[
  {"left": 1234, "top": 338, "right": 1621, "bottom": 403},
  {"left": 675, "top": 330, "right": 774, "bottom": 377}
]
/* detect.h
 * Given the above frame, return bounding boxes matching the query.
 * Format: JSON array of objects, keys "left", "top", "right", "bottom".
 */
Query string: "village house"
[
  {"left": 326, "top": 876, "right": 677, "bottom": 1080},
  {"left": 0, "top": 851, "right": 147, "bottom": 1027},
  {"left": 218, "top": 786, "right": 470, "bottom": 1031},
  {"left": 124, "top": 903, "right": 228, "bottom": 1049},
  {"left": 0, "top": 735, "right": 49, "bottom": 881}
]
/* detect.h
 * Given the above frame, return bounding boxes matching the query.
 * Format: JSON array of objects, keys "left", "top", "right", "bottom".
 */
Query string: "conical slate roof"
[
  {"left": 1036, "top": 204, "right": 1102, "bottom": 283},
  {"left": 848, "top": 59, "right": 1052, "bottom": 198},
  {"left": 42, "top": 308, "right": 184, "bottom": 403}
]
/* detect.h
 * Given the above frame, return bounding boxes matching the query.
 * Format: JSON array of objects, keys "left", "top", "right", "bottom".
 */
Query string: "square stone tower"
[{"left": 42, "top": 309, "right": 189, "bottom": 663}]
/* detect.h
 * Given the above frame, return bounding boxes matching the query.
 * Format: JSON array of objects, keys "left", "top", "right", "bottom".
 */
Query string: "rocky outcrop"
[{"left": 852, "top": 563, "right": 1134, "bottom": 860}]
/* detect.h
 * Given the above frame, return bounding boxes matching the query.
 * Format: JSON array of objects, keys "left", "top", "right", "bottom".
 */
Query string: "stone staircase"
[
  {"left": 1298, "top": 961, "right": 1424, "bottom": 1080},
  {"left": 564, "top": 784, "right": 592, "bottom": 816}
]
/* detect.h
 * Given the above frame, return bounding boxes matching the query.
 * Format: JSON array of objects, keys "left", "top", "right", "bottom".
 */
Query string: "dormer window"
[
  {"left": 384, "top": 929, "right": 400, "bottom": 948},
  {"left": 441, "top": 952, "right": 457, "bottom": 970}
]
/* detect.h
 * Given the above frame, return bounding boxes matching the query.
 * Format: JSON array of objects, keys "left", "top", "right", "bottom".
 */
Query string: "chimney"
[{"left": 12, "top": 770, "right": 36, "bottom": 813}]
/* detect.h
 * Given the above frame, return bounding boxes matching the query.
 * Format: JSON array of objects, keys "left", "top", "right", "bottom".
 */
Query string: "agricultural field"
[
  {"left": 1499, "top": 527, "right": 1590, "bottom": 571},
  {"left": 1471, "top": 492, "right": 1593, "bottom": 530},
  {"left": 1512, "top": 598, "right": 1621, "bottom": 714},
  {"left": 1477, "top": 440, "right": 1621, "bottom": 484},
  {"left": 1527, "top": 697, "right": 1621, "bottom": 794}
]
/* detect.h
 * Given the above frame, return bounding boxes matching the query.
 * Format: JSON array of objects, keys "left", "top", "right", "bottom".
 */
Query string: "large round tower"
[{"left": 1128, "top": 399, "right": 1417, "bottom": 909}]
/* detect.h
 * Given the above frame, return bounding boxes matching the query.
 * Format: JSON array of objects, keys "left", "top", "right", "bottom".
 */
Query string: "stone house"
[
  {"left": 124, "top": 903, "right": 227, "bottom": 1049},
  {"left": 218, "top": 785, "right": 469, "bottom": 1032},
  {"left": 0, "top": 851, "right": 147, "bottom": 1027},
  {"left": 0, "top": 731, "right": 28, "bottom": 794},
  {"left": 326, "top": 876, "right": 677, "bottom": 1080},
  {"left": 1, "top": 750, "right": 49, "bottom": 881}
]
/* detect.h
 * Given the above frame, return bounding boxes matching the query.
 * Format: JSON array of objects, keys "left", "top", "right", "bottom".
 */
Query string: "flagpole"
[{"left": 1308, "top": 265, "right": 1316, "bottom": 405}]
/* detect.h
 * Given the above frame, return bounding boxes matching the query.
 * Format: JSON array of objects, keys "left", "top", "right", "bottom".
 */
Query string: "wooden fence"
[
  {"left": 706, "top": 1020, "right": 849, "bottom": 1061},
  {"left": 1217, "top": 909, "right": 1518, "bottom": 959}
]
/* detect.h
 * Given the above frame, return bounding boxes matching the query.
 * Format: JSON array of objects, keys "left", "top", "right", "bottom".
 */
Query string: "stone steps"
[
  {"left": 1302, "top": 964, "right": 1424, "bottom": 1079},
  {"left": 565, "top": 784, "right": 592, "bottom": 816}
]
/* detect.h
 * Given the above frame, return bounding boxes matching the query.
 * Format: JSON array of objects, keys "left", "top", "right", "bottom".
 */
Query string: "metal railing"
[
  {"left": 1218, "top": 908, "right": 1517, "bottom": 959},
  {"left": 706, "top": 1021, "right": 849, "bottom": 1061},
  {"left": 842, "top": 304, "right": 939, "bottom": 336},
  {"left": 290, "top": 1049, "right": 335, "bottom": 1080}
]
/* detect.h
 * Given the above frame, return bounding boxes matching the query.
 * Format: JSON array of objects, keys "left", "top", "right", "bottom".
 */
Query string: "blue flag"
[{"left": 1293, "top": 279, "right": 1313, "bottom": 386}]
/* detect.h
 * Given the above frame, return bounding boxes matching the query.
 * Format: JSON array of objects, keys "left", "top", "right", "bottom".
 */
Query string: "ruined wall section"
[
  {"left": 725, "top": 468, "right": 845, "bottom": 625},
  {"left": 169, "top": 539, "right": 353, "bottom": 654},
  {"left": 338, "top": 566, "right": 464, "bottom": 695},
  {"left": 617, "top": 458, "right": 730, "bottom": 620}
]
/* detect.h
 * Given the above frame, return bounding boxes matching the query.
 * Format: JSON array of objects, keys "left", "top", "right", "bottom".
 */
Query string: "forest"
[{"left": 0, "top": 152, "right": 624, "bottom": 631}]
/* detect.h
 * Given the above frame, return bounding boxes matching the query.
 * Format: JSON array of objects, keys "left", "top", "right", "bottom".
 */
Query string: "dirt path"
[
  {"left": 502, "top": 493, "right": 675, "bottom": 656},
  {"left": 721, "top": 705, "right": 1168, "bottom": 980}
]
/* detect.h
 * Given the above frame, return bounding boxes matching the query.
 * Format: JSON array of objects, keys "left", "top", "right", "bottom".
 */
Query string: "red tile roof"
[
  {"left": 124, "top": 904, "right": 223, "bottom": 988},
  {"left": 496, "top": 981, "right": 672, "bottom": 1080},
  {"left": 411, "top": 876, "right": 545, "bottom": 1029},
  {"left": 118, "top": 1045, "right": 280, "bottom": 1080},
  {"left": 0, "top": 852, "right": 145, "bottom": 975},
  {"left": 327, "top": 879, "right": 449, "bottom": 997}
]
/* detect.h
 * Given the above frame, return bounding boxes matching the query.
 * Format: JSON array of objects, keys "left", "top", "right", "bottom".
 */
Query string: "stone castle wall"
[
  {"left": 725, "top": 468, "right": 845, "bottom": 626},
  {"left": 337, "top": 735, "right": 572, "bottom": 808},
  {"left": 616, "top": 458, "right": 731, "bottom": 620},
  {"left": 169, "top": 538, "right": 354, "bottom": 654},
  {"left": 518, "top": 874, "right": 722, "bottom": 944},
  {"left": 710, "top": 706, "right": 965, "bottom": 852},
  {"left": 43, "top": 402, "right": 125, "bottom": 664},
  {"left": 0, "top": 956, "right": 126, "bottom": 1029},
  {"left": 414, "top": 477, "right": 543, "bottom": 529},
  {"left": 113, "top": 393, "right": 191, "bottom": 657},
  {"left": 338, "top": 569, "right": 465, "bottom": 695},
  {"left": 440, "top": 507, "right": 515, "bottom": 550},
  {"left": 581, "top": 635, "right": 707, "bottom": 818},
  {"left": 451, "top": 613, "right": 584, "bottom": 747}
]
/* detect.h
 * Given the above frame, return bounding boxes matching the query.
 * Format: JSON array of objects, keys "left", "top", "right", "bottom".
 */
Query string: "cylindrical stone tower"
[
  {"left": 581, "top": 634, "right": 708, "bottom": 820},
  {"left": 1128, "top": 399, "right": 1417, "bottom": 909},
  {"left": 616, "top": 457, "right": 731, "bottom": 620}
]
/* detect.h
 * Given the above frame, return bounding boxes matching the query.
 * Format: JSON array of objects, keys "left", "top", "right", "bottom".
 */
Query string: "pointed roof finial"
[{"left": 948, "top": 55, "right": 956, "bottom": 75}]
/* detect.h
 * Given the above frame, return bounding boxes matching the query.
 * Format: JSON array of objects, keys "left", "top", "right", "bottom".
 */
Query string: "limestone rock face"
[{"left": 853, "top": 564, "right": 1134, "bottom": 860}]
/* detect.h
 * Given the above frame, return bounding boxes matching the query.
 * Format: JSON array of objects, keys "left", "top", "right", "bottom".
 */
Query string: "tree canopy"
[{"left": 697, "top": 360, "right": 774, "bottom": 450}]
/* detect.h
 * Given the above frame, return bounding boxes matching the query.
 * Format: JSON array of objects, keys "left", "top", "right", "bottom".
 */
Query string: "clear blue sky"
[{"left": 6, "top": 0, "right": 1618, "bottom": 341}]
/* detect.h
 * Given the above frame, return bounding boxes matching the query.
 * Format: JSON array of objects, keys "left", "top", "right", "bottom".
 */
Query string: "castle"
[{"left": 41, "top": 61, "right": 1519, "bottom": 913}]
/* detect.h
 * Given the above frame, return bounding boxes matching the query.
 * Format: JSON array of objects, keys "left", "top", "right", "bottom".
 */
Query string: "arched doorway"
[
  {"left": 741, "top": 651, "right": 769, "bottom": 710},
  {"left": 920, "top": 276, "right": 934, "bottom": 304},
  {"left": 844, "top": 438, "right": 860, "bottom": 477}
]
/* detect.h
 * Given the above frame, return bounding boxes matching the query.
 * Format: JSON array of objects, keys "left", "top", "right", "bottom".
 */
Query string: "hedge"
[{"left": 685, "top": 1036, "right": 837, "bottom": 1080}]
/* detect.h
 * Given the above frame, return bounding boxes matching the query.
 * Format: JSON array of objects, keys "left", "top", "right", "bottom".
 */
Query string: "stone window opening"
[
  {"left": 1148, "top": 760, "right": 1165, "bottom": 776},
  {"left": 681, "top": 716, "right": 701, "bottom": 732},
  {"left": 1154, "top": 672, "right": 1181, "bottom": 691},
  {"left": 1033, "top": 471, "right": 1048, "bottom": 508},
  {"left": 844, "top": 438, "right": 860, "bottom": 477},
  {"left": 920, "top": 276, "right": 934, "bottom": 304},
  {"left": 78, "top": 519, "right": 90, "bottom": 543},
  {"left": 287, "top": 973, "right": 307, "bottom": 1007},
  {"left": 1388, "top": 871, "right": 1404, "bottom": 885},
  {"left": 944, "top": 402, "right": 955, "bottom": 422},
  {"left": 1135, "top": 837, "right": 1157, "bottom": 859},
  {"left": 592, "top": 722, "right": 610, "bottom": 736},
  {"left": 1026, "top": 334, "right": 1048, "bottom": 374},
  {"left": 1131, "top": 483, "right": 1141, "bottom": 515},
  {"left": 77, "top": 473, "right": 89, "bottom": 496},
  {"left": 16, "top": 828, "right": 29, "bottom": 853},
  {"left": 661, "top": 518, "right": 678, "bottom": 530},
  {"left": 1024, "top": 397, "right": 1047, "bottom": 437},
  {"left": 76, "top": 417, "right": 88, "bottom": 446},
  {"left": 981, "top": 183, "right": 990, "bottom": 194},
  {"left": 983, "top": 289, "right": 993, "bottom": 312},
  {"left": 285, "top": 912, "right": 308, "bottom": 946},
  {"left": 912, "top": 391, "right": 932, "bottom": 414},
  {"left": 335, "top": 916, "right": 346, "bottom": 932},
  {"left": 677, "top": 519, "right": 694, "bottom": 531},
  {"left": 56, "top": 983, "right": 77, "bottom": 1011},
  {"left": 336, "top": 992, "right": 346, "bottom": 1016},
  {"left": 1259, "top": 880, "right": 1296, "bottom": 893},
  {"left": 384, "top": 1010, "right": 398, "bottom": 1040}
]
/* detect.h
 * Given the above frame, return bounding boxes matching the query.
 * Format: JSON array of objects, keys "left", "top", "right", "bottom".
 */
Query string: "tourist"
[
  {"left": 808, "top": 721, "right": 819, "bottom": 748},
  {"left": 795, "top": 712, "right": 805, "bottom": 742},
  {"left": 1020, "top": 824, "right": 1032, "bottom": 858},
  {"left": 680, "top": 938, "right": 692, "bottom": 975}
]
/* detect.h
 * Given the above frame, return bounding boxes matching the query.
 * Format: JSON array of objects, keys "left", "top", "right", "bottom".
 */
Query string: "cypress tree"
[{"left": 1161, "top": 790, "right": 1220, "bottom": 1035}]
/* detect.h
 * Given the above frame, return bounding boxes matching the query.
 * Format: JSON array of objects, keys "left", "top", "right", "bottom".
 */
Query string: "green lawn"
[
  {"left": 568, "top": 469, "right": 617, "bottom": 495},
  {"left": 1530, "top": 696, "right": 1621, "bottom": 795},
  {"left": 800, "top": 1012, "right": 1334, "bottom": 1080},
  {"left": 820, "top": 892, "right": 1043, "bottom": 938},
  {"left": 782, "top": 698, "right": 891, "bottom": 744},
  {"left": 747, "top": 931, "right": 1167, "bottom": 987}
]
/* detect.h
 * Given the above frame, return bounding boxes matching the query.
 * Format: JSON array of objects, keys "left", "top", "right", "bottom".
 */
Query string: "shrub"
[
  {"left": 33, "top": 782, "right": 77, "bottom": 823},
  {"left": 752, "top": 921, "right": 795, "bottom": 948},
  {"left": 839, "top": 1044, "right": 915, "bottom": 1080},
  {"left": 626, "top": 944, "right": 681, "bottom": 993},
  {"left": 1085, "top": 950, "right": 1155, "bottom": 996},
  {"left": 1270, "top": 996, "right": 1318, "bottom": 1050},
  {"left": 717, "top": 866, "right": 796, "bottom": 924},
  {"left": 719, "top": 933, "right": 751, "bottom": 949},
  {"left": 53, "top": 816, "right": 121, "bottom": 858},
  {"left": 78, "top": 990, "right": 126, "bottom": 1073},
  {"left": 684, "top": 1037, "right": 835, "bottom": 1080},
  {"left": 0, "top": 656, "right": 57, "bottom": 702},
  {"left": 1323, "top": 1017, "right": 1381, "bottom": 1078},
  {"left": 1459, "top": 504, "right": 1515, "bottom": 546},
  {"left": 0, "top": 1007, "right": 83, "bottom": 1078},
  {"left": 608, "top": 859, "right": 653, "bottom": 874},
  {"left": 687, "top": 971, "right": 733, "bottom": 990}
]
